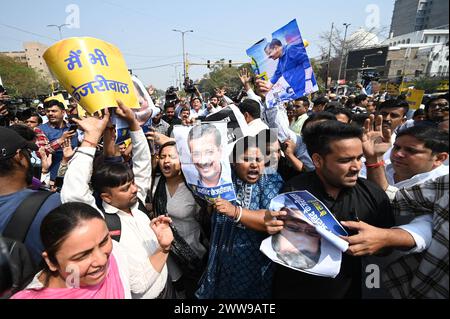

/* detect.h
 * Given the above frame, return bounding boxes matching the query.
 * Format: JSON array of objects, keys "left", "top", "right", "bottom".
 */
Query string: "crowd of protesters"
[{"left": 0, "top": 69, "right": 448, "bottom": 299}]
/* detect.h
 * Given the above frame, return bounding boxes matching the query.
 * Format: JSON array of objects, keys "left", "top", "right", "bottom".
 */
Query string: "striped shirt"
[{"left": 384, "top": 175, "right": 449, "bottom": 299}]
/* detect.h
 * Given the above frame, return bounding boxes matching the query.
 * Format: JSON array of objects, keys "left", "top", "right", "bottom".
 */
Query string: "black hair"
[
  {"left": 9, "top": 124, "right": 36, "bottom": 142},
  {"left": 191, "top": 97, "right": 202, "bottom": 104},
  {"left": 424, "top": 95, "right": 449, "bottom": 114},
  {"left": 158, "top": 141, "right": 177, "bottom": 157},
  {"left": 413, "top": 108, "right": 425, "bottom": 118},
  {"left": 91, "top": 162, "right": 134, "bottom": 194},
  {"left": 265, "top": 38, "right": 283, "bottom": 51},
  {"left": 378, "top": 98, "right": 410, "bottom": 116},
  {"left": 302, "top": 120, "right": 363, "bottom": 158},
  {"left": 164, "top": 101, "right": 176, "bottom": 110},
  {"left": 325, "top": 101, "right": 344, "bottom": 110},
  {"left": 396, "top": 125, "right": 448, "bottom": 154},
  {"left": 231, "top": 135, "right": 264, "bottom": 163},
  {"left": 313, "top": 97, "right": 329, "bottom": 107},
  {"left": 187, "top": 123, "right": 221, "bottom": 147},
  {"left": 351, "top": 113, "right": 370, "bottom": 128},
  {"left": 301, "top": 111, "right": 337, "bottom": 135},
  {"left": 326, "top": 107, "right": 353, "bottom": 123},
  {"left": 354, "top": 94, "right": 368, "bottom": 106},
  {"left": 345, "top": 97, "right": 355, "bottom": 108},
  {"left": 295, "top": 96, "right": 310, "bottom": 107},
  {"left": 40, "top": 202, "right": 104, "bottom": 270},
  {"left": 26, "top": 112, "right": 43, "bottom": 124},
  {"left": 44, "top": 99, "right": 65, "bottom": 111},
  {"left": 181, "top": 106, "right": 191, "bottom": 113},
  {"left": 239, "top": 99, "right": 261, "bottom": 119}
]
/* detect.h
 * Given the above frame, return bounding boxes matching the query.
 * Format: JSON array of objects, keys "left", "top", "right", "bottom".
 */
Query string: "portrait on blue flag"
[{"left": 247, "top": 19, "right": 319, "bottom": 109}]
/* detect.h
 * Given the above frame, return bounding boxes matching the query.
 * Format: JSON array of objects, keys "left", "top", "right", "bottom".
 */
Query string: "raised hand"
[
  {"left": 39, "top": 147, "right": 52, "bottom": 173},
  {"left": 62, "top": 139, "right": 75, "bottom": 162},
  {"left": 72, "top": 108, "right": 110, "bottom": 145},
  {"left": 361, "top": 114, "right": 392, "bottom": 161},
  {"left": 255, "top": 79, "right": 273, "bottom": 98},
  {"left": 239, "top": 68, "right": 251, "bottom": 85},
  {"left": 114, "top": 100, "right": 140, "bottom": 131},
  {"left": 150, "top": 215, "right": 174, "bottom": 251},
  {"left": 283, "top": 139, "right": 296, "bottom": 157},
  {"left": 146, "top": 130, "right": 174, "bottom": 146}
]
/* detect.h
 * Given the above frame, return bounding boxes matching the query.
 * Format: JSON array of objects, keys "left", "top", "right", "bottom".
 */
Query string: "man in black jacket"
[{"left": 265, "top": 121, "right": 394, "bottom": 299}]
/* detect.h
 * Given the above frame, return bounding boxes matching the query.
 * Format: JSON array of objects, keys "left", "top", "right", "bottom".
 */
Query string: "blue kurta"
[{"left": 196, "top": 173, "right": 284, "bottom": 299}]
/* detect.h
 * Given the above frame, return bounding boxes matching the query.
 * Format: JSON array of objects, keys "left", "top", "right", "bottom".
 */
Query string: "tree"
[
  {"left": 317, "top": 25, "right": 390, "bottom": 84},
  {"left": 0, "top": 54, "right": 51, "bottom": 98},
  {"left": 413, "top": 77, "right": 447, "bottom": 93},
  {"left": 310, "top": 58, "right": 326, "bottom": 92},
  {"left": 198, "top": 60, "right": 250, "bottom": 100}
]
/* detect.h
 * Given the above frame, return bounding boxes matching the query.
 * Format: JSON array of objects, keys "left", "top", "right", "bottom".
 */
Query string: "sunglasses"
[{"left": 429, "top": 103, "right": 449, "bottom": 111}]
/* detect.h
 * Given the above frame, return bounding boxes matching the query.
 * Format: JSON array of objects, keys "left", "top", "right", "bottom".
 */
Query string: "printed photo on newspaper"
[
  {"left": 246, "top": 19, "right": 319, "bottom": 109},
  {"left": 173, "top": 122, "right": 237, "bottom": 203},
  {"left": 260, "top": 191, "right": 349, "bottom": 278}
]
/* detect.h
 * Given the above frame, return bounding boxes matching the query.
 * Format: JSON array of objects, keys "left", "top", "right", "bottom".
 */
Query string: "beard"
[
  {"left": 16, "top": 154, "right": 34, "bottom": 186},
  {"left": 25, "top": 156, "right": 34, "bottom": 185}
]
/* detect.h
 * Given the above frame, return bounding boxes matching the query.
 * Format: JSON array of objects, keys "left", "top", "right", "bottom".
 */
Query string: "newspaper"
[{"left": 260, "top": 191, "right": 349, "bottom": 278}]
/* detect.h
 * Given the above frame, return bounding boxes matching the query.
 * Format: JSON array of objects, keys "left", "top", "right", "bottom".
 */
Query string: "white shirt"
[
  {"left": 385, "top": 164, "right": 449, "bottom": 253},
  {"left": 61, "top": 130, "right": 167, "bottom": 299},
  {"left": 246, "top": 118, "right": 269, "bottom": 137}
]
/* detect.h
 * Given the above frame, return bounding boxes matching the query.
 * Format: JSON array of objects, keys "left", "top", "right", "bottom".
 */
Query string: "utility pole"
[
  {"left": 173, "top": 29, "right": 193, "bottom": 82},
  {"left": 325, "top": 22, "right": 334, "bottom": 90},
  {"left": 47, "top": 24, "right": 70, "bottom": 40},
  {"left": 337, "top": 23, "right": 351, "bottom": 84}
]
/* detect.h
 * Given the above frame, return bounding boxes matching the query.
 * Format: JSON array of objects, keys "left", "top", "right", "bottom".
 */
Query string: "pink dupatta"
[{"left": 11, "top": 254, "right": 125, "bottom": 299}]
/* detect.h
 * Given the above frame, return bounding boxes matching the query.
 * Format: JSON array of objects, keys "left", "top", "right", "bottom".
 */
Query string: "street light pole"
[
  {"left": 173, "top": 29, "right": 194, "bottom": 83},
  {"left": 337, "top": 23, "right": 351, "bottom": 84},
  {"left": 325, "top": 22, "right": 334, "bottom": 90},
  {"left": 47, "top": 24, "right": 70, "bottom": 40}
]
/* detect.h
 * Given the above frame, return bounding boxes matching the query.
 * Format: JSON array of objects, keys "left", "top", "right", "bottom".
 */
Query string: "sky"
[{"left": 0, "top": 0, "right": 395, "bottom": 90}]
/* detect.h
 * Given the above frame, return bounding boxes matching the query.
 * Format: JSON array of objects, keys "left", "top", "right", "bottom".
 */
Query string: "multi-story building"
[
  {"left": 1, "top": 42, "right": 53, "bottom": 80},
  {"left": 384, "top": 29, "right": 449, "bottom": 79},
  {"left": 390, "top": 0, "right": 449, "bottom": 37}
]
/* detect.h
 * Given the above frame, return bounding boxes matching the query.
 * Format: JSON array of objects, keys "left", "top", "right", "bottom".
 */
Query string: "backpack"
[
  {"left": 1, "top": 191, "right": 53, "bottom": 297},
  {"left": 102, "top": 198, "right": 151, "bottom": 242},
  {"left": 101, "top": 199, "right": 177, "bottom": 299}
]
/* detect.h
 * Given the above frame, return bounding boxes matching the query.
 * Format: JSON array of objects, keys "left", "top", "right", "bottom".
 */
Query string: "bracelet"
[
  {"left": 83, "top": 138, "right": 98, "bottom": 147},
  {"left": 41, "top": 170, "right": 49, "bottom": 174},
  {"left": 233, "top": 206, "right": 238, "bottom": 220},
  {"left": 365, "top": 160, "right": 385, "bottom": 169},
  {"left": 235, "top": 206, "right": 243, "bottom": 224}
]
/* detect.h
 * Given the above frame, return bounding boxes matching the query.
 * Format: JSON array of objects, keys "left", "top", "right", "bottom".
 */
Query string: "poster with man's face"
[
  {"left": 246, "top": 19, "right": 319, "bottom": 109},
  {"left": 173, "top": 122, "right": 236, "bottom": 203},
  {"left": 260, "top": 191, "right": 349, "bottom": 278}
]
